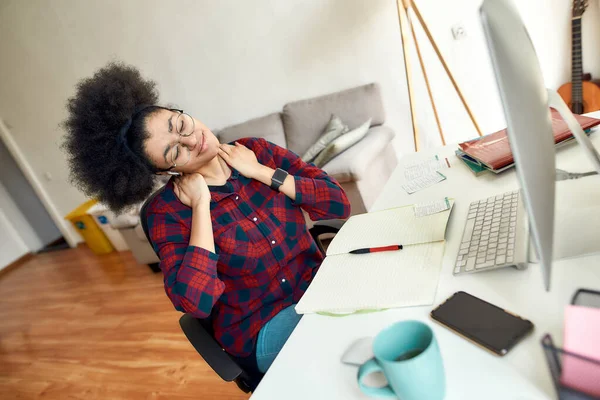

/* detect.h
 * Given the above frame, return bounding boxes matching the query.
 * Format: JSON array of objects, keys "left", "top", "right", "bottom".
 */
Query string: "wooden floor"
[{"left": 0, "top": 247, "right": 249, "bottom": 400}]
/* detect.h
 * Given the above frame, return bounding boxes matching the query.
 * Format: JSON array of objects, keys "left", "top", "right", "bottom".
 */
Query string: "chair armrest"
[
  {"left": 309, "top": 219, "right": 346, "bottom": 254},
  {"left": 309, "top": 219, "right": 346, "bottom": 237},
  {"left": 179, "top": 314, "right": 243, "bottom": 382},
  {"left": 322, "top": 125, "right": 395, "bottom": 183}
]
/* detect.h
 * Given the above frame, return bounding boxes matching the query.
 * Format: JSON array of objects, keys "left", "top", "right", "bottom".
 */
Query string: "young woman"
[{"left": 62, "top": 62, "right": 351, "bottom": 373}]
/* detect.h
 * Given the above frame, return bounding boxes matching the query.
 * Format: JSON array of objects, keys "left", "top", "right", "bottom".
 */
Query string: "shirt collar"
[{"left": 208, "top": 168, "right": 243, "bottom": 204}]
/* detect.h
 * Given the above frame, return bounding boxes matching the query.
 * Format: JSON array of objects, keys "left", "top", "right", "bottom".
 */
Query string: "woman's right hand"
[{"left": 173, "top": 173, "right": 210, "bottom": 209}]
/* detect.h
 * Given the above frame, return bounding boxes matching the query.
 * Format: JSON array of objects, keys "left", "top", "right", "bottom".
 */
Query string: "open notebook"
[{"left": 295, "top": 202, "right": 454, "bottom": 314}]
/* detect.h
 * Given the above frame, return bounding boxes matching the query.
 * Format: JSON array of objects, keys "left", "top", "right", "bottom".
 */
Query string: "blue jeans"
[{"left": 255, "top": 305, "right": 302, "bottom": 373}]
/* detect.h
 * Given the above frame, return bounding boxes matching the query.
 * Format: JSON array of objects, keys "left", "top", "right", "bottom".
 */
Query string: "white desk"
[{"left": 252, "top": 111, "right": 600, "bottom": 400}]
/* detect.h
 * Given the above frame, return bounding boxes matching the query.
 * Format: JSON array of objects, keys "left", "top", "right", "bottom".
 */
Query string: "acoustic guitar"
[{"left": 557, "top": 0, "right": 600, "bottom": 114}]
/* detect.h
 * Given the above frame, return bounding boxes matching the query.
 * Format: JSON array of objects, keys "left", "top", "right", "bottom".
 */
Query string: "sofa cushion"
[
  {"left": 321, "top": 125, "right": 395, "bottom": 183},
  {"left": 282, "top": 83, "right": 385, "bottom": 156},
  {"left": 301, "top": 114, "right": 349, "bottom": 162},
  {"left": 313, "top": 118, "right": 371, "bottom": 167},
  {"left": 216, "top": 112, "right": 286, "bottom": 148}
]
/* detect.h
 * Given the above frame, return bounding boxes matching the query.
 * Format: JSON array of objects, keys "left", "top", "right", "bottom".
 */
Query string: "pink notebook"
[{"left": 561, "top": 305, "right": 600, "bottom": 397}]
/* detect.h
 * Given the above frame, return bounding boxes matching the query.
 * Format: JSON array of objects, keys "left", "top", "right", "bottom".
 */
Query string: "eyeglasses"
[{"left": 169, "top": 110, "right": 196, "bottom": 169}]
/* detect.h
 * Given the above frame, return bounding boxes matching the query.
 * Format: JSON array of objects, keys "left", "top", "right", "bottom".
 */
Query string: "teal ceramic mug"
[{"left": 357, "top": 320, "right": 445, "bottom": 399}]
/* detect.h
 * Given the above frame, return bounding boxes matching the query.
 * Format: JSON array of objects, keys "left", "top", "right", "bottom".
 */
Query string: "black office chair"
[{"left": 139, "top": 186, "right": 345, "bottom": 392}]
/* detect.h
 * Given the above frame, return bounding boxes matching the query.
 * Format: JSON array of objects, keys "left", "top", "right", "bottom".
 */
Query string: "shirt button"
[
  {"left": 271, "top": 240, "right": 276, "bottom": 245},
  {"left": 235, "top": 196, "right": 239, "bottom": 200},
  {"left": 281, "top": 278, "right": 286, "bottom": 283},
  {"left": 253, "top": 217, "right": 258, "bottom": 222}
]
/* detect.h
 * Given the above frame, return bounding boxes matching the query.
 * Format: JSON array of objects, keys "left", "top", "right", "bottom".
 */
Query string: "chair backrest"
[{"left": 179, "top": 314, "right": 245, "bottom": 382}]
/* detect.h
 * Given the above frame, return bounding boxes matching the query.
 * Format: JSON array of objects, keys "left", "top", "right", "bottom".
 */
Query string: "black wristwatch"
[{"left": 270, "top": 168, "right": 289, "bottom": 190}]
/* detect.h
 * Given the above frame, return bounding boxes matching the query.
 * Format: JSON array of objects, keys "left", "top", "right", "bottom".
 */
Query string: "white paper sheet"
[
  {"left": 402, "top": 171, "right": 447, "bottom": 194},
  {"left": 295, "top": 202, "right": 454, "bottom": 314},
  {"left": 295, "top": 242, "right": 446, "bottom": 314},
  {"left": 326, "top": 201, "right": 454, "bottom": 256},
  {"left": 414, "top": 198, "right": 451, "bottom": 218},
  {"left": 404, "top": 156, "right": 450, "bottom": 180}
]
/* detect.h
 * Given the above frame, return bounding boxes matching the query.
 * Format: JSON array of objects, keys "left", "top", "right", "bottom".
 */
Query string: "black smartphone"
[{"left": 430, "top": 291, "right": 534, "bottom": 356}]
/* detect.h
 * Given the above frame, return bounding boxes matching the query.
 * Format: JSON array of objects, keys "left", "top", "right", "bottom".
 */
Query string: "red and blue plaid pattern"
[{"left": 147, "top": 137, "right": 351, "bottom": 357}]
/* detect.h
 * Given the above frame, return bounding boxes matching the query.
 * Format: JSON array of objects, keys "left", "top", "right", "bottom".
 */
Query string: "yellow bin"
[{"left": 65, "top": 199, "right": 114, "bottom": 255}]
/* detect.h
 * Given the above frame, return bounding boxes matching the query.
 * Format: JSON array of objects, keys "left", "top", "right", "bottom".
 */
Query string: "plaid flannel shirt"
[{"left": 147, "top": 137, "right": 351, "bottom": 357}]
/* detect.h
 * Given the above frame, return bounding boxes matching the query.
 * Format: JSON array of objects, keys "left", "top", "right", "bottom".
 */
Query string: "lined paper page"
[
  {"left": 295, "top": 242, "right": 445, "bottom": 314},
  {"left": 404, "top": 156, "right": 450, "bottom": 180},
  {"left": 414, "top": 198, "right": 451, "bottom": 217},
  {"left": 326, "top": 201, "right": 454, "bottom": 256},
  {"left": 401, "top": 171, "right": 446, "bottom": 194}
]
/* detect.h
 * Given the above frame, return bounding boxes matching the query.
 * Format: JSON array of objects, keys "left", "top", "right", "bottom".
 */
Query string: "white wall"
[
  {"left": 0, "top": 180, "right": 43, "bottom": 251},
  {"left": 0, "top": 181, "right": 35, "bottom": 269},
  {"left": 0, "top": 129, "right": 63, "bottom": 247},
  {"left": 0, "top": 0, "right": 598, "bottom": 222},
  {"left": 0, "top": 209, "right": 28, "bottom": 270},
  {"left": 408, "top": 0, "right": 600, "bottom": 149}
]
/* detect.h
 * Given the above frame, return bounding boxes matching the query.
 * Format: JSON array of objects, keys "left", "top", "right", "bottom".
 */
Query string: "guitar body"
[
  {"left": 558, "top": 80, "right": 600, "bottom": 114},
  {"left": 560, "top": 1, "right": 599, "bottom": 114}
]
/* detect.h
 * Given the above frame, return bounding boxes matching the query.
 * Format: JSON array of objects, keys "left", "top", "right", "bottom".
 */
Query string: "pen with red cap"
[{"left": 349, "top": 245, "right": 403, "bottom": 254}]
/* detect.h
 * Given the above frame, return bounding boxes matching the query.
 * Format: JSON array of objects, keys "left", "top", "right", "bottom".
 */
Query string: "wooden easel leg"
[
  {"left": 408, "top": 17, "right": 446, "bottom": 146},
  {"left": 411, "top": 2, "right": 484, "bottom": 137},
  {"left": 396, "top": 0, "right": 420, "bottom": 151}
]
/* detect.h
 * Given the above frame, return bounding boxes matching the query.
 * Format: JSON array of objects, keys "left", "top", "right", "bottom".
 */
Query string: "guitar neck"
[{"left": 571, "top": 17, "right": 583, "bottom": 102}]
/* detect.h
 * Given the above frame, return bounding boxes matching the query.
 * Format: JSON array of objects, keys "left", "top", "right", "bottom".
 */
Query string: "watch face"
[{"left": 272, "top": 168, "right": 288, "bottom": 188}]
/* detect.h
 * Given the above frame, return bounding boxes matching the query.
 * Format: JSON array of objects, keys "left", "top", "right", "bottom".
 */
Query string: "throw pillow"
[
  {"left": 301, "top": 114, "right": 349, "bottom": 162},
  {"left": 312, "top": 118, "right": 372, "bottom": 167}
]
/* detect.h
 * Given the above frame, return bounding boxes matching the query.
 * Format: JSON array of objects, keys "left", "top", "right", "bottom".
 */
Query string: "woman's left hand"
[{"left": 218, "top": 142, "right": 263, "bottom": 179}]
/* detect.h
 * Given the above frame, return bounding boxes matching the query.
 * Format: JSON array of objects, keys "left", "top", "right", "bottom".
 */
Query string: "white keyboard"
[{"left": 454, "top": 190, "right": 528, "bottom": 275}]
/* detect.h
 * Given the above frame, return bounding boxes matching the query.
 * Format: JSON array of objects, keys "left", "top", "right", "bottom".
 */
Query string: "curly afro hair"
[{"left": 62, "top": 62, "right": 165, "bottom": 213}]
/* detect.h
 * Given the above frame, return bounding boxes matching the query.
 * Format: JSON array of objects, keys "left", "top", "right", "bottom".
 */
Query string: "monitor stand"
[
  {"left": 547, "top": 89, "right": 600, "bottom": 175},
  {"left": 528, "top": 90, "right": 600, "bottom": 262}
]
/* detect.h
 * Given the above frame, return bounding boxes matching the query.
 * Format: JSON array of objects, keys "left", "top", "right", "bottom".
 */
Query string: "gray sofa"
[
  {"left": 112, "top": 83, "right": 397, "bottom": 266},
  {"left": 217, "top": 83, "right": 397, "bottom": 214}
]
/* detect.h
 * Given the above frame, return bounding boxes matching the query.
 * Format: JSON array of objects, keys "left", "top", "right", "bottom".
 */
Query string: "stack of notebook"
[{"left": 456, "top": 109, "right": 600, "bottom": 175}]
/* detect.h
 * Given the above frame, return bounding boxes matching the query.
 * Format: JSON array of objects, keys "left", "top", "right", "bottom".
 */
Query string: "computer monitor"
[{"left": 480, "top": 0, "right": 600, "bottom": 291}]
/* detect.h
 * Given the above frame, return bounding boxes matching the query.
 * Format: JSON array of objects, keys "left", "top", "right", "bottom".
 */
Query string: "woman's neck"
[{"left": 196, "top": 156, "right": 231, "bottom": 186}]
